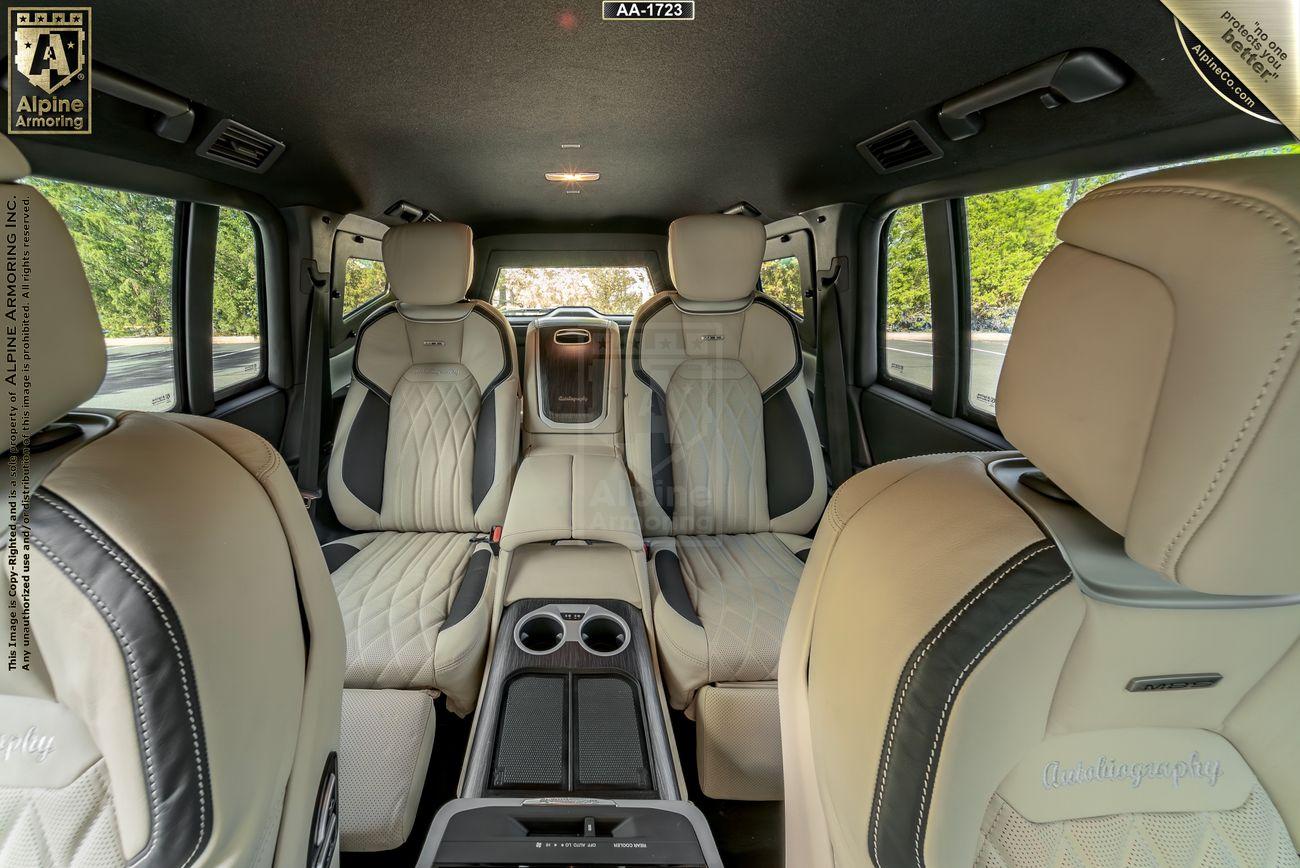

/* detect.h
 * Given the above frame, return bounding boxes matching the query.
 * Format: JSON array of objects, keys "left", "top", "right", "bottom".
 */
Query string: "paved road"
[
  {"left": 92, "top": 341, "right": 260, "bottom": 411},
  {"left": 885, "top": 335, "right": 1007, "bottom": 414}
]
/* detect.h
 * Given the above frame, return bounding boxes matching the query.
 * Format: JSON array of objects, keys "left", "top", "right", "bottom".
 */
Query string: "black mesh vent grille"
[
  {"left": 492, "top": 674, "right": 566, "bottom": 789},
  {"left": 575, "top": 676, "right": 650, "bottom": 791}
]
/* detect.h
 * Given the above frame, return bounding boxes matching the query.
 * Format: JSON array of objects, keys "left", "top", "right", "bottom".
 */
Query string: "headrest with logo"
[
  {"left": 668, "top": 214, "right": 765, "bottom": 306},
  {"left": 381, "top": 221, "right": 474, "bottom": 308},
  {"left": 0, "top": 134, "right": 107, "bottom": 442},
  {"left": 998, "top": 155, "right": 1300, "bottom": 596}
]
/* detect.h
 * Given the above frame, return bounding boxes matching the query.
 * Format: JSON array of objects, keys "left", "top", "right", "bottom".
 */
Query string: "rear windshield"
[{"left": 492, "top": 266, "right": 654, "bottom": 315}]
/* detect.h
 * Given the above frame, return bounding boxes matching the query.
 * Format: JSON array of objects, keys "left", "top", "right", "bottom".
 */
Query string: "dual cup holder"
[{"left": 514, "top": 606, "right": 630, "bottom": 657}]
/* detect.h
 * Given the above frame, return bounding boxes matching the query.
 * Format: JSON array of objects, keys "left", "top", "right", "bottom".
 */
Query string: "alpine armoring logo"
[{"left": 7, "top": 6, "right": 92, "bottom": 135}]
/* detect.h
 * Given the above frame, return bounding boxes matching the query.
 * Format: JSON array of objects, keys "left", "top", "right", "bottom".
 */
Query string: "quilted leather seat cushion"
[
  {"left": 327, "top": 531, "right": 492, "bottom": 711},
  {"left": 653, "top": 532, "right": 807, "bottom": 709}
]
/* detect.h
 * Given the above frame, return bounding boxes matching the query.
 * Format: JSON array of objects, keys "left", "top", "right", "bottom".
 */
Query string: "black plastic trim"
[
  {"left": 29, "top": 490, "right": 213, "bottom": 868},
  {"left": 867, "top": 542, "right": 1070, "bottom": 867}
]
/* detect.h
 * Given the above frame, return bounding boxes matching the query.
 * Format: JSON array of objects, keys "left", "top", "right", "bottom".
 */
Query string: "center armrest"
[{"left": 500, "top": 448, "right": 643, "bottom": 552}]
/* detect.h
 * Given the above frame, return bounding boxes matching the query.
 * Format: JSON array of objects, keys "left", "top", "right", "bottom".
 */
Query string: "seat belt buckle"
[
  {"left": 489, "top": 525, "right": 503, "bottom": 555},
  {"left": 300, "top": 489, "right": 321, "bottom": 509}
]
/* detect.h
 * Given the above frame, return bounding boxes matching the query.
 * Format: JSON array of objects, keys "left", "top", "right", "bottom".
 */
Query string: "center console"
[{"left": 415, "top": 312, "right": 722, "bottom": 867}]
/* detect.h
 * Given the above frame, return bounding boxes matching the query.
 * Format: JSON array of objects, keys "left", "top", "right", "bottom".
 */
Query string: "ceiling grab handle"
[{"left": 937, "top": 49, "right": 1129, "bottom": 142}]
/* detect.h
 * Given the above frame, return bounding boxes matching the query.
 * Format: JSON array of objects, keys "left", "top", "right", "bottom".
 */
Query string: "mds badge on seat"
[{"left": 7, "top": 7, "right": 92, "bottom": 135}]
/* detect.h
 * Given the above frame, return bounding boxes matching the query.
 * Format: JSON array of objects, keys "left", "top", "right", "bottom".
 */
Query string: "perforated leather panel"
[
  {"left": 975, "top": 786, "right": 1300, "bottom": 868},
  {"left": 0, "top": 759, "right": 124, "bottom": 868}
]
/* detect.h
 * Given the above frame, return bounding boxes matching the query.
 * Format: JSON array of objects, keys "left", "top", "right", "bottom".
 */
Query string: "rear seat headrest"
[
  {"left": 381, "top": 221, "right": 474, "bottom": 307},
  {"left": 0, "top": 133, "right": 107, "bottom": 441},
  {"left": 668, "top": 214, "right": 765, "bottom": 305},
  {"left": 997, "top": 155, "right": 1300, "bottom": 596}
]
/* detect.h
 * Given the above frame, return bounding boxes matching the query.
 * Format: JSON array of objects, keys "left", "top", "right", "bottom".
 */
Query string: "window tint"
[
  {"left": 493, "top": 266, "right": 654, "bottom": 315},
  {"left": 343, "top": 257, "right": 388, "bottom": 314},
  {"left": 963, "top": 143, "right": 1300, "bottom": 417},
  {"left": 212, "top": 208, "right": 263, "bottom": 394},
  {"left": 760, "top": 256, "right": 803, "bottom": 315},
  {"left": 29, "top": 178, "right": 178, "bottom": 411},
  {"left": 882, "top": 204, "right": 932, "bottom": 392}
]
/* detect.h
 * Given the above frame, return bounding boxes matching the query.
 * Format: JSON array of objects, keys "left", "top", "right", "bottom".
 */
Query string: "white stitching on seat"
[
  {"left": 1076, "top": 186, "right": 1300, "bottom": 575},
  {"left": 911, "top": 572, "right": 1071, "bottom": 868},
  {"left": 33, "top": 491, "right": 208, "bottom": 868},
  {"left": 29, "top": 538, "right": 163, "bottom": 863},
  {"left": 870, "top": 542, "right": 1055, "bottom": 868}
]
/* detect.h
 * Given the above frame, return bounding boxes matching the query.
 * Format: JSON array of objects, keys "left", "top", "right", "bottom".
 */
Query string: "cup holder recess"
[
  {"left": 515, "top": 612, "right": 566, "bottom": 655},
  {"left": 579, "top": 614, "right": 629, "bottom": 656}
]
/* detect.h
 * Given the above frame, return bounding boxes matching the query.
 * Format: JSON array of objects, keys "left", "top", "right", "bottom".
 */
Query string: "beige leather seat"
[
  {"left": 625, "top": 214, "right": 827, "bottom": 799},
  {"left": 781, "top": 157, "right": 1300, "bottom": 866},
  {"left": 0, "top": 136, "right": 345, "bottom": 867},
  {"left": 323, "top": 221, "right": 519, "bottom": 850}
]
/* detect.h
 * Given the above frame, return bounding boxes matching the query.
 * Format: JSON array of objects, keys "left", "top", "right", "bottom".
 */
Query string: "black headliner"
[{"left": 25, "top": 0, "right": 1286, "bottom": 230}]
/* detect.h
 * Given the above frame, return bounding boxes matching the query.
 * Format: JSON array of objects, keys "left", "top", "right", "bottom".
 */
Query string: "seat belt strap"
[
  {"left": 817, "top": 260, "right": 854, "bottom": 488},
  {"left": 296, "top": 262, "right": 330, "bottom": 511}
]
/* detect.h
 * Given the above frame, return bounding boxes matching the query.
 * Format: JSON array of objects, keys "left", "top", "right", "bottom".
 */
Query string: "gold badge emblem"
[{"left": 7, "top": 7, "right": 91, "bottom": 134}]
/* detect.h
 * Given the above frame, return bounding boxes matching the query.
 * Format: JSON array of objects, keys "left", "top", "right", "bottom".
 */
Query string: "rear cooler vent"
[
  {"left": 856, "top": 120, "right": 943, "bottom": 173},
  {"left": 197, "top": 119, "right": 285, "bottom": 173}
]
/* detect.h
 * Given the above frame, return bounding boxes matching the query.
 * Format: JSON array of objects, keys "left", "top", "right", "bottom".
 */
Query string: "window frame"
[
  {"left": 211, "top": 208, "right": 270, "bottom": 403},
  {"left": 330, "top": 232, "right": 389, "bottom": 347},
  {"left": 30, "top": 176, "right": 187, "bottom": 414},
  {"left": 876, "top": 206, "right": 937, "bottom": 404}
]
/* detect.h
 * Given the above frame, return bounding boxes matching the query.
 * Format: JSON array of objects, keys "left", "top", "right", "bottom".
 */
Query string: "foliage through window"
[
  {"left": 760, "top": 256, "right": 803, "bottom": 314},
  {"left": 963, "top": 143, "right": 1300, "bottom": 417},
  {"left": 493, "top": 266, "right": 654, "bottom": 315},
  {"left": 882, "top": 204, "right": 932, "bottom": 392},
  {"left": 30, "top": 177, "right": 178, "bottom": 411},
  {"left": 213, "top": 208, "right": 263, "bottom": 393},
  {"left": 343, "top": 258, "right": 388, "bottom": 314}
]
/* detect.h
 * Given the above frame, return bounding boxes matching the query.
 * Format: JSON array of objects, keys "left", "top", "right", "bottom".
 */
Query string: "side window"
[
  {"left": 961, "top": 144, "right": 1300, "bottom": 419},
  {"left": 29, "top": 178, "right": 179, "bottom": 411},
  {"left": 964, "top": 176, "right": 1113, "bottom": 416},
  {"left": 759, "top": 256, "right": 803, "bottom": 315},
  {"left": 343, "top": 257, "right": 388, "bottom": 315},
  {"left": 212, "top": 207, "right": 264, "bottom": 394},
  {"left": 882, "top": 204, "right": 932, "bottom": 392}
]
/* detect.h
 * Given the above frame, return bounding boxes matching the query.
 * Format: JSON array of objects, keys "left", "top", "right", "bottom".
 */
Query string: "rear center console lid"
[{"left": 501, "top": 449, "right": 642, "bottom": 551}]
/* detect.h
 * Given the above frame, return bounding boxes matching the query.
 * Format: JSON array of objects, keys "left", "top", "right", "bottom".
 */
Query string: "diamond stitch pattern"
[
  {"left": 676, "top": 533, "right": 805, "bottom": 683},
  {"left": 975, "top": 786, "right": 1300, "bottom": 868},
  {"left": 0, "top": 758, "right": 125, "bottom": 867},
  {"left": 380, "top": 370, "right": 480, "bottom": 533},
  {"left": 333, "top": 532, "right": 477, "bottom": 689},
  {"left": 667, "top": 358, "right": 766, "bottom": 536}
]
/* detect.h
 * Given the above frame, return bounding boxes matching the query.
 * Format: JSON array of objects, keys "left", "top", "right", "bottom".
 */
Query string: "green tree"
[
  {"left": 213, "top": 208, "right": 260, "bottom": 336},
  {"left": 343, "top": 258, "right": 389, "bottom": 313},
  {"left": 759, "top": 256, "right": 802, "bottom": 311},
  {"left": 885, "top": 204, "right": 930, "bottom": 331},
  {"left": 32, "top": 178, "right": 175, "bottom": 337}
]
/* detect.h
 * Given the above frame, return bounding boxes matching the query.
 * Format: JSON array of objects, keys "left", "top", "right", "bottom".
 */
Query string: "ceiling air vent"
[
  {"left": 196, "top": 119, "right": 285, "bottom": 173},
  {"left": 856, "top": 121, "right": 942, "bottom": 174}
]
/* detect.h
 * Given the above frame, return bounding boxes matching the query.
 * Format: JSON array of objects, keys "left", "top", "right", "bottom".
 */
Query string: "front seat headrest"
[
  {"left": 668, "top": 213, "right": 765, "bottom": 305},
  {"left": 0, "top": 133, "right": 107, "bottom": 442},
  {"left": 998, "top": 155, "right": 1300, "bottom": 596},
  {"left": 381, "top": 221, "right": 474, "bottom": 307}
]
